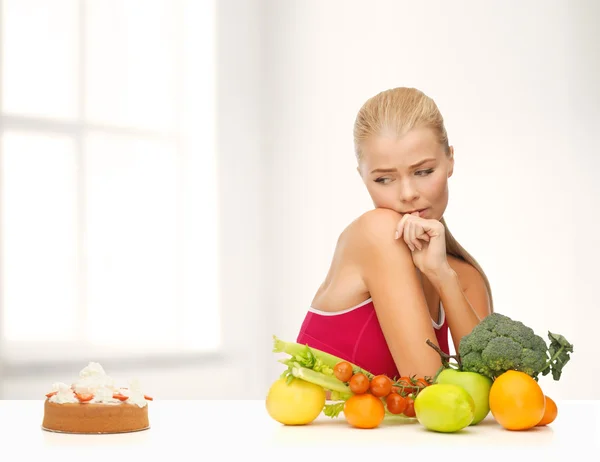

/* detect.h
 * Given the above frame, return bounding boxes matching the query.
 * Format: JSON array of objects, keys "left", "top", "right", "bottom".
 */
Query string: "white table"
[{"left": 1, "top": 400, "right": 598, "bottom": 460}]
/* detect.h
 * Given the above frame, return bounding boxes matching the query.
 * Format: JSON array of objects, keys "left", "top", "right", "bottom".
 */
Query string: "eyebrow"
[{"left": 370, "top": 158, "right": 436, "bottom": 174}]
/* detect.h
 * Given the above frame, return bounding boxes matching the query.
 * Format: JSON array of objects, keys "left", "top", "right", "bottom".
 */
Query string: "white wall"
[
  {"left": 264, "top": 0, "right": 600, "bottom": 400},
  {"left": 4, "top": 0, "right": 598, "bottom": 401}
]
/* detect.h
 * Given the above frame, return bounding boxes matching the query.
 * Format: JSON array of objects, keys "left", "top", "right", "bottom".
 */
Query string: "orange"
[
  {"left": 489, "top": 370, "right": 546, "bottom": 431},
  {"left": 536, "top": 395, "right": 558, "bottom": 426},
  {"left": 343, "top": 393, "right": 385, "bottom": 429}
]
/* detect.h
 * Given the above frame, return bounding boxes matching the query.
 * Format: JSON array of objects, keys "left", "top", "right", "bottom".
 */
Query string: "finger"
[
  {"left": 395, "top": 222, "right": 403, "bottom": 240},
  {"left": 395, "top": 215, "right": 409, "bottom": 239},
  {"left": 415, "top": 227, "right": 430, "bottom": 242},
  {"left": 411, "top": 224, "right": 422, "bottom": 251},
  {"left": 412, "top": 224, "right": 423, "bottom": 250},
  {"left": 404, "top": 221, "right": 415, "bottom": 251}
]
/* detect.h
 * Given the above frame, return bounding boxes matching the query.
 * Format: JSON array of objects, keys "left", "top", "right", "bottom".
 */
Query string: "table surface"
[{"left": 1, "top": 399, "right": 598, "bottom": 460}]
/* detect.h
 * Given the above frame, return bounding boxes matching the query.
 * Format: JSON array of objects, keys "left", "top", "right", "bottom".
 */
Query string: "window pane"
[
  {"left": 1, "top": 0, "right": 79, "bottom": 119},
  {"left": 181, "top": 0, "right": 219, "bottom": 350},
  {"left": 84, "top": 133, "right": 180, "bottom": 349},
  {"left": 84, "top": 0, "right": 178, "bottom": 131},
  {"left": 1, "top": 132, "right": 78, "bottom": 341}
]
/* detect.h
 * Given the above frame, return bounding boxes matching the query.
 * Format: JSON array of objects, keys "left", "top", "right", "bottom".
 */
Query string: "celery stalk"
[
  {"left": 290, "top": 365, "right": 351, "bottom": 393},
  {"left": 272, "top": 335, "right": 374, "bottom": 378}
]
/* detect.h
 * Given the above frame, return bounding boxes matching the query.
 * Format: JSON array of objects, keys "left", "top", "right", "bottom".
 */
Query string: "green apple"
[
  {"left": 435, "top": 368, "right": 493, "bottom": 425},
  {"left": 414, "top": 383, "right": 475, "bottom": 432}
]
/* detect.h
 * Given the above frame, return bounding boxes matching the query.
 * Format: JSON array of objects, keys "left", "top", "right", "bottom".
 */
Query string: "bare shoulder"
[
  {"left": 345, "top": 208, "right": 403, "bottom": 245},
  {"left": 310, "top": 209, "right": 405, "bottom": 310},
  {"left": 333, "top": 207, "right": 411, "bottom": 276}
]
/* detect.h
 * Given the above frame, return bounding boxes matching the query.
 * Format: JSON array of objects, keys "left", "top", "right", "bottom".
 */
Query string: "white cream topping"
[
  {"left": 48, "top": 362, "right": 149, "bottom": 407},
  {"left": 73, "top": 361, "right": 116, "bottom": 394},
  {"left": 91, "top": 386, "right": 121, "bottom": 404},
  {"left": 125, "top": 378, "right": 148, "bottom": 408},
  {"left": 48, "top": 382, "right": 78, "bottom": 404}
]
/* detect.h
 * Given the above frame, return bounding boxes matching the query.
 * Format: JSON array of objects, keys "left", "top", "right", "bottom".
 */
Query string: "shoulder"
[
  {"left": 346, "top": 208, "right": 403, "bottom": 243},
  {"left": 338, "top": 208, "right": 411, "bottom": 268}
]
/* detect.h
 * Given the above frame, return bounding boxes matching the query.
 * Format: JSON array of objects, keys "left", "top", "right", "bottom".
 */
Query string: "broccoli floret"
[
  {"left": 481, "top": 337, "right": 522, "bottom": 372},
  {"left": 460, "top": 351, "right": 492, "bottom": 377},
  {"left": 520, "top": 348, "right": 547, "bottom": 376},
  {"left": 460, "top": 327, "right": 496, "bottom": 355},
  {"left": 493, "top": 320, "right": 535, "bottom": 349},
  {"left": 531, "top": 334, "right": 547, "bottom": 353},
  {"left": 478, "top": 312, "right": 510, "bottom": 331},
  {"left": 457, "top": 312, "right": 574, "bottom": 381}
]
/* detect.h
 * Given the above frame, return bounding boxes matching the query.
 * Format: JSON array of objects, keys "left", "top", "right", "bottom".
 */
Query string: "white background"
[{"left": 1, "top": 0, "right": 598, "bottom": 401}]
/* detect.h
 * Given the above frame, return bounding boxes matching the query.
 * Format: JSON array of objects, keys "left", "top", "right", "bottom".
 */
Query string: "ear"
[{"left": 447, "top": 146, "right": 455, "bottom": 178}]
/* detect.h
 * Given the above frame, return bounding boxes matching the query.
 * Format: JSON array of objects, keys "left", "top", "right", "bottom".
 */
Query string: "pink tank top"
[{"left": 296, "top": 298, "right": 450, "bottom": 380}]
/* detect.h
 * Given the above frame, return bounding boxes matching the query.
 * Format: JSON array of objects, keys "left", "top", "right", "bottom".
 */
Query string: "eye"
[
  {"left": 375, "top": 177, "right": 392, "bottom": 184},
  {"left": 416, "top": 169, "right": 434, "bottom": 176}
]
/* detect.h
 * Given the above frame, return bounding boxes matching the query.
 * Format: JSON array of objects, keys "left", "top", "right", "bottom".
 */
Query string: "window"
[{"left": 0, "top": 0, "right": 219, "bottom": 364}]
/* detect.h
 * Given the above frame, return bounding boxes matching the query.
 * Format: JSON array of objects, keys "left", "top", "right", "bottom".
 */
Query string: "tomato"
[
  {"left": 403, "top": 397, "right": 416, "bottom": 417},
  {"left": 395, "top": 376, "right": 429, "bottom": 395},
  {"left": 333, "top": 361, "right": 353, "bottom": 383},
  {"left": 349, "top": 373, "right": 370, "bottom": 394},
  {"left": 370, "top": 375, "right": 392, "bottom": 398},
  {"left": 343, "top": 393, "right": 385, "bottom": 429},
  {"left": 385, "top": 393, "right": 407, "bottom": 415},
  {"left": 416, "top": 378, "right": 431, "bottom": 388}
]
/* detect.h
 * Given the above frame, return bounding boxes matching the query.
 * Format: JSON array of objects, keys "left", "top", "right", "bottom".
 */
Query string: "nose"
[{"left": 398, "top": 178, "right": 419, "bottom": 203}]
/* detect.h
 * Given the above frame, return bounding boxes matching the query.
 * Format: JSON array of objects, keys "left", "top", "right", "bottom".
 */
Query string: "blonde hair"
[{"left": 353, "top": 87, "right": 494, "bottom": 313}]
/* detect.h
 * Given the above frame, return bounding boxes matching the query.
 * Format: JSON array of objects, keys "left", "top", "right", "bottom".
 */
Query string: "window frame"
[{"left": 0, "top": 0, "right": 224, "bottom": 379}]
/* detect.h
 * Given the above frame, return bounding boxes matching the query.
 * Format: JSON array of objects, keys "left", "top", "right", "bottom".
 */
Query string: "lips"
[
  {"left": 402, "top": 209, "right": 427, "bottom": 215},
  {"left": 404, "top": 208, "right": 427, "bottom": 216}
]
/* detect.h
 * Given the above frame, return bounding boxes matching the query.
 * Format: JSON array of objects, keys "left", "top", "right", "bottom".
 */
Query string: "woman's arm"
[
  {"left": 426, "top": 264, "right": 492, "bottom": 353},
  {"left": 352, "top": 209, "right": 443, "bottom": 379}
]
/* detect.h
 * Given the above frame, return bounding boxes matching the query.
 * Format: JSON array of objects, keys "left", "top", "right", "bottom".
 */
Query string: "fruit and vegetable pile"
[{"left": 266, "top": 313, "right": 573, "bottom": 433}]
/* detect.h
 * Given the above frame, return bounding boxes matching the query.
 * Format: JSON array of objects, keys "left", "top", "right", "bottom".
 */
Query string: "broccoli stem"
[{"left": 426, "top": 339, "right": 462, "bottom": 369}]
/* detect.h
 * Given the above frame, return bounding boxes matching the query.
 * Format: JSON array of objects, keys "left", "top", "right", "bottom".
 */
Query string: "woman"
[{"left": 296, "top": 87, "right": 493, "bottom": 381}]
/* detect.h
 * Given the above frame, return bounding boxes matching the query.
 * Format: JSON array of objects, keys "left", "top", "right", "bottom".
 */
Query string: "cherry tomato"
[
  {"left": 370, "top": 375, "right": 392, "bottom": 398},
  {"left": 395, "top": 376, "right": 429, "bottom": 394},
  {"left": 403, "top": 398, "right": 416, "bottom": 417},
  {"left": 385, "top": 393, "right": 408, "bottom": 415},
  {"left": 415, "top": 377, "right": 431, "bottom": 388},
  {"left": 333, "top": 361, "right": 353, "bottom": 383},
  {"left": 395, "top": 376, "right": 417, "bottom": 394},
  {"left": 349, "top": 372, "right": 370, "bottom": 394}
]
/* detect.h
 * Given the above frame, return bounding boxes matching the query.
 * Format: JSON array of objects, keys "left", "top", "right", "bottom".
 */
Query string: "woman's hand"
[{"left": 395, "top": 212, "right": 448, "bottom": 275}]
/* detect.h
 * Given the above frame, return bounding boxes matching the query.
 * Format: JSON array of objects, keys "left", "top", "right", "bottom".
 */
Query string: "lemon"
[
  {"left": 266, "top": 377, "right": 326, "bottom": 425},
  {"left": 414, "top": 383, "right": 475, "bottom": 432}
]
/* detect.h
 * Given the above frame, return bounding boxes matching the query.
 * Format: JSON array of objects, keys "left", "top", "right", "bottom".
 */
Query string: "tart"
[{"left": 41, "top": 362, "right": 152, "bottom": 434}]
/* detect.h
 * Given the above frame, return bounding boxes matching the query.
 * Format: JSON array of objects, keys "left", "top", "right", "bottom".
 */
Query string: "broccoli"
[{"left": 456, "top": 313, "right": 573, "bottom": 381}]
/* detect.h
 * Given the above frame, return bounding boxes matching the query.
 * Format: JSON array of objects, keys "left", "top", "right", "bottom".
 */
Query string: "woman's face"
[{"left": 357, "top": 127, "right": 454, "bottom": 220}]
